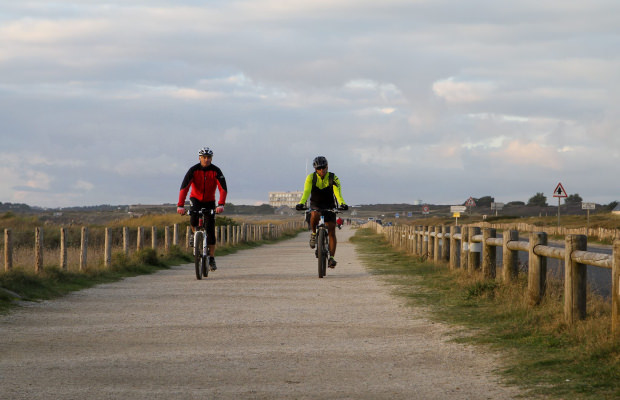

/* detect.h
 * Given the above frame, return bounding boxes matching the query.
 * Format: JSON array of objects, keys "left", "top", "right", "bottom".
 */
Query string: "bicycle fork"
[{"left": 193, "top": 230, "right": 209, "bottom": 260}]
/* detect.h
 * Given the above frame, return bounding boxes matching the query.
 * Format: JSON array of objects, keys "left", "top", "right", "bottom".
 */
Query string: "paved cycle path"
[{"left": 0, "top": 227, "right": 521, "bottom": 399}]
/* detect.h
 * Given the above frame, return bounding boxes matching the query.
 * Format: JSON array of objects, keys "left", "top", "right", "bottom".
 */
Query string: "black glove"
[
  {"left": 340, "top": 204, "right": 348, "bottom": 211},
  {"left": 295, "top": 203, "right": 304, "bottom": 211}
]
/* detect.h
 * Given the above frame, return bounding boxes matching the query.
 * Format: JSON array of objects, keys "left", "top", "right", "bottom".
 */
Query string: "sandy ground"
[{"left": 0, "top": 227, "right": 522, "bottom": 399}]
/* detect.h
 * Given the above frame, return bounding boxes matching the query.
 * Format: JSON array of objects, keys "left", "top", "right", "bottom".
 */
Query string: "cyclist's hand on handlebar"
[
  {"left": 295, "top": 203, "right": 305, "bottom": 211},
  {"left": 177, "top": 207, "right": 186, "bottom": 215},
  {"left": 339, "top": 204, "right": 348, "bottom": 211},
  {"left": 216, "top": 205, "right": 224, "bottom": 214}
]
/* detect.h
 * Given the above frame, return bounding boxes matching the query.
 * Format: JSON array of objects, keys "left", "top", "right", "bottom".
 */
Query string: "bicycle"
[
  {"left": 299, "top": 206, "right": 343, "bottom": 278},
  {"left": 187, "top": 208, "right": 215, "bottom": 280}
]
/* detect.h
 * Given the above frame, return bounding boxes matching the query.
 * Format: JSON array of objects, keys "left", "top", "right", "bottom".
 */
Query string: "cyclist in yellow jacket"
[{"left": 296, "top": 156, "right": 348, "bottom": 268}]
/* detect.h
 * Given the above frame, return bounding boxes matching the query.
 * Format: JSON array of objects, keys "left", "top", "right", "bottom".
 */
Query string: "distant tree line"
[{"left": 0, "top": 202, "right": 32, "bottom": 212}]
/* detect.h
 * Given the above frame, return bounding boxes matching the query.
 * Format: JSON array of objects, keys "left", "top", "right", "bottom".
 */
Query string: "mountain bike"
[
  {"left": 299, "top": 206, "right": 342, "bottom": 278},
  {"left": 187, "top": 208, "right": 215, "bottom": 280}
]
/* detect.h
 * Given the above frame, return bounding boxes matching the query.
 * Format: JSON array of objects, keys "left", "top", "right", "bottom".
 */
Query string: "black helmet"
[{"left": 313, "top": 156, "right": 328, "bottom": 169}]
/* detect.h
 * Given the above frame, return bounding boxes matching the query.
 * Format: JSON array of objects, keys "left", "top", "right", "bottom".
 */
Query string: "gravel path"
[{"left": 0, "top": 227, "right": 522, "bottom": 399}]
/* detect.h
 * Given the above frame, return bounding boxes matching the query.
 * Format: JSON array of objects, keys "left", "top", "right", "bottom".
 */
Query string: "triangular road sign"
[{"left": 553, "top": 182, "right": 567, "bottom": 198}]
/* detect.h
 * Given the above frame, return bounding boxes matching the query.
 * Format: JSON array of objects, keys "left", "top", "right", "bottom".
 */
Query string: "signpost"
[
  {"left": 553, "top": 182, "right": 568, "bottom": 228},
  {"left": 451, "top": 206, "right": 466, "bottom": 225},
  {"left": 491, "top": 202, "right": 504, "bottom": 217},
  {"left": 465, "top": 197, "right": 476, "bottom": 215},
  {"left": 453, "top": 212, "right": 461, "bottom": 225},
  {"left": 582, "top": 202, "right": 595, "bottom": 230},
  {"left": 422, "top": 205, "right": 430, "bottom": 215}
]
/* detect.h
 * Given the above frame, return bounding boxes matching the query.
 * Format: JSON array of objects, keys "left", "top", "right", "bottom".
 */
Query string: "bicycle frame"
[
  {"left": 300, "top": 207, "right": 341, "bottom": 278},
  {"left": 187, "top": 208, "right": 215, "bottom": 279}
]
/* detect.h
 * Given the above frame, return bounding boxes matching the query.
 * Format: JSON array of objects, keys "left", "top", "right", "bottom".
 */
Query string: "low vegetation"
[
  {"left": 0, "top": 212, "right": 303, "bottom": 313},
  {"left": 351, "top": 228, "right": 620, "bottom": 399}
]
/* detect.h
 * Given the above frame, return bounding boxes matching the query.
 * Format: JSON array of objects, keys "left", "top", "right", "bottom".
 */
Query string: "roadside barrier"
[
  {"left": 364, "top": 222, "right": 620, "bottom": 337},
  {"left": 3, "top": 220, "right": 305, "bottom": 272}
]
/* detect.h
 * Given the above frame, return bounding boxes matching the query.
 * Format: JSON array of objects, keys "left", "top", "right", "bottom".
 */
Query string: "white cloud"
[
  {"left": 1, "top": 1, "right": 620, "bottom": 206},
  {"left": 433, "top": 77, "right": 497, "bottom": 103}
]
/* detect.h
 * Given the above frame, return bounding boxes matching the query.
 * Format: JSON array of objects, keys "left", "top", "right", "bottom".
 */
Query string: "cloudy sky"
[{"left": 1, "top": 0, "right": 619, "bottom": 208}]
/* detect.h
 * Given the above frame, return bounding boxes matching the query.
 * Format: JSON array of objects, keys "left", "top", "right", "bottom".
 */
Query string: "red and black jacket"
[{"left": 178, "top": 163, "right": 228, "bottom": 207}]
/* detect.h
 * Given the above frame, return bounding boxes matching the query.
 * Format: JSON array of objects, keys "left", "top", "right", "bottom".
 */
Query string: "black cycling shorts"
[
  {"left": 312, "top": 210, "right": 336, "bottom": 223},
  {"left": 189, "top": 198, "right": 216, "bottom": 245}
]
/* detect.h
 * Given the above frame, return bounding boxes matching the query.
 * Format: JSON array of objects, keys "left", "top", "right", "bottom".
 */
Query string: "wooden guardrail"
[
  {"left": 365, "top": 222, "right": 620, "bottom": 336},
  {"left": 3, "top": 221, "right": 305, "bottom": 272}
]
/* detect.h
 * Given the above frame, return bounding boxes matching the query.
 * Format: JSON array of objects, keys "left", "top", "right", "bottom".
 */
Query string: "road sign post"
[
  {"left": 450, "top": 206, "right": 466, "bottom": 226},
  {"left": 553, "top": 182, "right": 568, "bottom": 228},
  {"left": 465, "top": 197, "right": 476, "bottom": 215},
  {"left": 582, "top": 202, "right": 595, "bottom": 230}
]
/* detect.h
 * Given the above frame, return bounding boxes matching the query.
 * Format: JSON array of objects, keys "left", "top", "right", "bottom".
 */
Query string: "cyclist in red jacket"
[{"left": 177, "top": 147, "right": 227, "bottom": 270}]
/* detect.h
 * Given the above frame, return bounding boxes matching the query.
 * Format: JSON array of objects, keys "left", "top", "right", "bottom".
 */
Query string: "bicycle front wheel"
[
  {"left": 194, "top": 232, "right": 203, "bottom": 280},
  {"left": 317, "top": 229, "right": 327, "bottom": 278}
]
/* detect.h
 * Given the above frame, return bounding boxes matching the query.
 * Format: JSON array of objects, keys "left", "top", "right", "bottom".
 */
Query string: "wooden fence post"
[
  {"left": 227, "top": 225, "right": 231, "bottom": 246},
  {"left": 450, "top": 225, "right": 460, "bottom": 270},
  {"left": 565, "top": 234, "right": 587, "bottom": 324},
  {"left": 468, "top": 226, "right": 481, "bottom": 272},
  {"left": 151, "top": 227, "right": 157, "bottom": 250},
  {"left": 137, "top": 226, "right": 144, "bottom": 251},
  {"left": 186, "top": 226, "right": 191, "bottom": 248},
  {"left": 433, "top": 226, "right": 440, "bottom": 263},
  {"left": 165, "top": 226, "right": 171, "bottom": 252},
  {"left": 528, "top": 232, "right": 547, "bottom": 305},
  {"left": 612, "top": 239, "right": 620, "bottom": 337},
  {"left": 123, "top": 227, "right": 129, "bottom": 256},
  {"left": 4, "top": 229, "right": 12, "bottom": 271},
  {"left": 35, "top": 227, "right": 43, "bottom": 273},
  {"left": 104, "top": 227, "right": 112, "bottom": 268},
  {"left": 482, "top": 228, "right": 496, "bottom": 279},
  {"left": 460, "top": 226, "right": 469, "bottom": 270},
  {"left": 502, "top": 230, "right": 519, "bottom": 283},
  {"left": 421, "top": 226, "right": 428, "bottom": 258},
  {"left": 441, "top": 225, "right": 450, "bottom": 262},
  {"left": 80, "top": 227, "right": 88, "bottom": 271},
  {"left": 60, "top": 227, "right": 67, "bottom": 270},
  {"left": 173, "top": 224, "right": 179, "bottom": 246}
]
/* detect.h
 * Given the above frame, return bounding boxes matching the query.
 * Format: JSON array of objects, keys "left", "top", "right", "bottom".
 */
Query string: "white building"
[{"left": 269, "top": 191, "right": 303, "bottom": 208}]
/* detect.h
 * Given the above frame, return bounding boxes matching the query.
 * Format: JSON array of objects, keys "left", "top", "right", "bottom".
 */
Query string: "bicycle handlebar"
[
  {"left": 185, "top": 208, "right": 215, "bottom": 216},
  {"left": 297, "top": 206, "right": 344, "bottom": 213}
]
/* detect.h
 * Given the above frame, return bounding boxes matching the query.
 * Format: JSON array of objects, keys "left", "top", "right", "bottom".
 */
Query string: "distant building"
[{"left": 269, "top": 191, "right": 303, "bottom": 208}]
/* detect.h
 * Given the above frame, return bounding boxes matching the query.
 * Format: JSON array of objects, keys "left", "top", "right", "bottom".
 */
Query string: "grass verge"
[
  {"left": 350, "top": 228, "right": 620, "bottom": 400},
  {"left": 0, "top": 229, "right": 304, "bottom": 313}
]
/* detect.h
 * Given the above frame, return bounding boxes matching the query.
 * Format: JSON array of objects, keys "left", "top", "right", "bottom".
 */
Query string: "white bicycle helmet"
[{"left": 198, "top": 147, "right": 214, "bottom": 157}]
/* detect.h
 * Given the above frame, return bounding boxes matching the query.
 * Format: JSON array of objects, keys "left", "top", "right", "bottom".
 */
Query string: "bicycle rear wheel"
[
  {"left": 194, "top": 231, "right": 203, "bottom": 280},
  {"left": 317, "top": 229, "right": 327, "bottom": 278}
]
